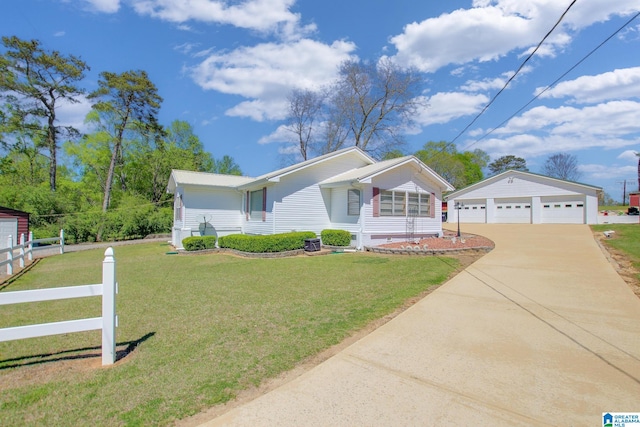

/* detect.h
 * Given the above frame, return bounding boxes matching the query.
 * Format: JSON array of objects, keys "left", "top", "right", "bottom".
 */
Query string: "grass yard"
[
  {"left": 592, "top": 224, "right": 640, "bottom": 280},
  {"left": 0, "top": 243, "right": 459, "bottom": 426}
]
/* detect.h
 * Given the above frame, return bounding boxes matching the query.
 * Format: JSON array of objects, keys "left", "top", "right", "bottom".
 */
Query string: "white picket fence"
[
  {"left": 0, "top": 230, "right": 64, "bottom": 275},
  {"left": 0, "top": 247, "right": 118, "bottom": 365}
]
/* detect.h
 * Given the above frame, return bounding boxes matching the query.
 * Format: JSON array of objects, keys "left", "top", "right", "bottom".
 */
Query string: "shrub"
[
  {"left": 218, "top": 231, "right": 316, "bottom": 253},
  {"left": 182, "top": 235, "right": 217, "bottom": 251},
  {"left": 321, "top": 229, "right": 351, "bottom": 247}
]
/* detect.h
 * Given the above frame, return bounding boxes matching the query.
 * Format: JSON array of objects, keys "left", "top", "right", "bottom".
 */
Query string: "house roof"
[
  {"left": 236, "top": 146, "right": 375, "bottom": 189},
  {"left": 168, "top": 147, "right": 455, "bottom": 194},
  {"left": 445, "top": 169, "right": 602, "bottom": 200},
  {"left": 167, "top": 170, "right": 254, "bottom": 192},
  {"left": 320, "top": 155, "right": 455, "bottom": 191}
]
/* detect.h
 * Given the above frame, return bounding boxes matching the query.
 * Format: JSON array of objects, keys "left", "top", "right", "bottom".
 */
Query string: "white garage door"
[
  {"left": 458, "top": 201, "right": 486, "bottom": 223},
  {"left": 0, "top": 218, "right": 18, "bottom": 249},
  {"left": 495, "top": 199, "right": 532, "bottom": 224},
  {"left": 540, "top": 197, "right": 585, "bottom": 224}
]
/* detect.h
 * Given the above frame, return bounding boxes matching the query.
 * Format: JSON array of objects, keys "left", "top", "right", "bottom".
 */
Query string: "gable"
[{"left": 448, "top": 171, "right": 600, "bottom": 200}]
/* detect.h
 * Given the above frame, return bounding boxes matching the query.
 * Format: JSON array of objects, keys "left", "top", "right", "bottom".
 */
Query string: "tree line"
[{"left": 0, "top": 36, "right": 240, "bottom": 242}]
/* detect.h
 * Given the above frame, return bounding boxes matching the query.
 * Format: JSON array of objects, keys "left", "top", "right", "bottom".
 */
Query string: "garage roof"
[{"left": 445, "top": 170, "right": 602, "bottom": 200}]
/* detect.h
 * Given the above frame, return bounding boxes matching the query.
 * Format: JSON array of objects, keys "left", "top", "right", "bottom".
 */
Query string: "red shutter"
[
  {"left": 262, "top": 187, "right": 267, "bottom": 222},
  {"left": 246, "top": 191, "right": 250, "bottom": 221},
  {"left": 373, "top": 187, "right": 380, "bottom": 217},
  {"left": 430, "top": 193, "right": 436, "bottom": 218}
]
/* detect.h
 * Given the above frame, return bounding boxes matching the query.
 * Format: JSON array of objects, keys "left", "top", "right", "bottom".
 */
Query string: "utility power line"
[
  {"left": 447, "top": 0, "right": 578, "bottom": 147},
  {"left": 462, "top": 10, "right": 640, "bottom": 151}
]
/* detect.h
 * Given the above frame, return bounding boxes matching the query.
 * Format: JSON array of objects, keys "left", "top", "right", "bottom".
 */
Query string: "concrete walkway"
[{"left": 202, "top": 224, "right": 640, "bottom": 426}]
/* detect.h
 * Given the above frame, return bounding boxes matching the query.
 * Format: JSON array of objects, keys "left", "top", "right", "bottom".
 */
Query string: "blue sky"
[{"left": 2, "top": 0, "right": 640, "bottom": 201}]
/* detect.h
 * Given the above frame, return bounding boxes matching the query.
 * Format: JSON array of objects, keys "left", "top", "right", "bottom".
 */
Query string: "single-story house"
[
  {"left": 446, "top": 170, "right": 601, "bottom": 225},
  {"left": 0, "top": 206, "right": 30, "bottom": 249},
  {"left": 167, "top": 147, "right": 454, "bottom": 249}
]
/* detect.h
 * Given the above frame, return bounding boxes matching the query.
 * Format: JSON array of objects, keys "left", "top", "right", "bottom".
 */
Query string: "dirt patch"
[{"left": 593, "top": 232, "right": 640, "bottom": 298}]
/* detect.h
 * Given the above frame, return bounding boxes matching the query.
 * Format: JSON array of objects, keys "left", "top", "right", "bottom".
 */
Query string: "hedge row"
[
  {"left": 182, "top": 236, "right": 217, "bottom": 251},
  {"left": 320, "top": 229, "right": 351, "bottom": 247},
  {"left": 218, "top": 231, "right": 316, "bottom": 253}
]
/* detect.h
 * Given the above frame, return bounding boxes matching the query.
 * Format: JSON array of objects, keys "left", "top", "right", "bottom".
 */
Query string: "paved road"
[{"left": 201, "top": 224, "right": 640, "bottom": 426}]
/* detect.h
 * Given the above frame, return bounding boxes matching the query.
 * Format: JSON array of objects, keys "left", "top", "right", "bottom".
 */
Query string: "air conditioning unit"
[{"left": 304, "top": 238, "right": 321, "bottom": 252}]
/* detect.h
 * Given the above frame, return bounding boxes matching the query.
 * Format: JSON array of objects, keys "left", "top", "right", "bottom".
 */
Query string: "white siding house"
[
  {"left": 167, "top": 147, "right": 453, "bottom": 249},
  {"left": 446, "top": 170, "right": 601, "bottom": 225}
]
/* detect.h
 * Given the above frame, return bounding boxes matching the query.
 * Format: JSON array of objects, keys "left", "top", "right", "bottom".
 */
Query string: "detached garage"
[
  {"left": 446, "top": 170, "right": 601, "bottom": 225},
  {"left": 0, "top": 207, "right": 30, "bottom": 249}
]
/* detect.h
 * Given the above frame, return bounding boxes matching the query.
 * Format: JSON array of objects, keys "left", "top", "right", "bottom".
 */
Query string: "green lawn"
[
  {"left": 592, "top": 224, "right": 640, "bottom": 278},
  {"left": 0, "top": 243, "right": 459, "bottom": 426}
]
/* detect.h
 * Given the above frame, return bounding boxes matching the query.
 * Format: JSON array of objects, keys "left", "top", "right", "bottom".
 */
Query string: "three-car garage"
[{"left": 447, "top": 171, "right": 600, "bottom": 225}]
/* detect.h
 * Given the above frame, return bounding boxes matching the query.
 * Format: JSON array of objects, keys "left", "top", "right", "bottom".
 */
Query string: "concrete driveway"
[{"left": 201, "top": 224, "right": 640, "bottom": 426}]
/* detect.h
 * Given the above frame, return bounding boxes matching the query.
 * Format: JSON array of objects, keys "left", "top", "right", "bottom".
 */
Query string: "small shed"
[
  {"left": 0, "top": 206, "right": 30, "bottom": 249},
  {"left": 629, "top": 192, "right": 640, "bottom": 207}
]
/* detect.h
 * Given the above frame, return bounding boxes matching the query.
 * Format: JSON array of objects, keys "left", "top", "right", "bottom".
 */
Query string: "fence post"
[
  {"left": 27, "top": 231, "right": 33, "bottom": 262},
  {"left": 19, "top": 233, "right": 25, "bottom": 268},
  {"left": 101, "top": 247, "right": 117, "bottom": 366},
  {"left": 6, "top": 235, "right": 13, "bottom": 275},
  {"left": 59, "top": 229, "right": 65, "bottom": 255}
]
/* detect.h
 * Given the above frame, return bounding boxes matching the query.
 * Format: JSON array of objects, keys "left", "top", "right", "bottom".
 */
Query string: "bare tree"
[
  {"left": 286, "top": 88, "right": 323, "bottom": 160},
  {"left": 284, "top": 57, "right": 423, "bottom": 159},
  {"left": 333, "top": 58, "right": 422, "bottom": 156},
  {"left": 541, "top": 152, "right": 581, "bottom": 181}
]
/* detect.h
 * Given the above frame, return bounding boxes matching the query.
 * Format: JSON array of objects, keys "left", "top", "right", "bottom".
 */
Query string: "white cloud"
[
  {"left": 387, "top": 0, "right": 638, "bottom": 73},
  {"left": 493, "top": 101, "right": 640, "bottom": 138},
  {"left": 83, "top": 0, "right": 120, "bottom": 13},
  {"left": 189, "top": 39, "right": 356, "bottom": 121},
  {"left": 579, "top": 163, "right": 636, "bottom": 180},
  {"left": 618, "top": 150, "right": 639, "bottom": 162},
  {"left": 130, "top": 0, "right": 315, "bottom": 39},
  {"left": 468, "top": 101, "right": 640, "bottom": 160},
  {"left": 460, "top": 67, "right": 532, "bottom": 92},
  {"left": 57, "top": 96, "right": 93, "bottom": 134},
  {"left": 54, "top": 31, "right": 66, "bottom": 37},
  {"left": 258, "top": 124, "right": 294, "bottom": 144},
  {"left": 414, "top": 92, "right": 489, "bottom": 127},
  {"left": 539, "top": 67, "right": 640, "bottom": 104}
]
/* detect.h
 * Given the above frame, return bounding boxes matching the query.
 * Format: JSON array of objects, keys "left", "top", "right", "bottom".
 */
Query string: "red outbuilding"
[{"left": 0, "top": 206, "right": 30, "bottom": 249}]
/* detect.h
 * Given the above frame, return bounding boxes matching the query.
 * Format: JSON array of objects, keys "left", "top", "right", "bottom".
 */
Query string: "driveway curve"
[{"left": 201, "top": 224, "right": 640, "bottom": 426}]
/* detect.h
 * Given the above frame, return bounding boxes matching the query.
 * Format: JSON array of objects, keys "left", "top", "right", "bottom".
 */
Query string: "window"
[
  {"left": 407, "top": 192, "right": 431, "bottom": 217},
  {"left": 544, "top": 204, "right": 550, "bottom": 208},
  {"left": 565, "top": 204, "right": 572, "bottom": 208},
  {"left": 554, "top": 204, "right": 561, "bottom": 208},
  {"left": 380, "top": 190, "right": 405, "bottom": 216},
  {"left": 577, "top": 203, "right": 584, "bottom": 207},
  {"left": 347, "top": 189, "right": 360, "bottom": 216},
  {"left": 174, "top": 194, "right": 183, "bottom": 221},
  {"left": 379, "top": 190, "right": 430, "bottom": 217},
  {"left": 249, "top": 188, "right": 266, "bottom": 221}
]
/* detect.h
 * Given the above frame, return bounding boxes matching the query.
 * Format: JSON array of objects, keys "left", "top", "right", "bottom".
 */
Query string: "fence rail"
[
  {"left": 0, "top": 247, "right": 118, "bottom": 365},
  {"left": 0, "top": 230, "right": 64, "bottom": 275}
]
